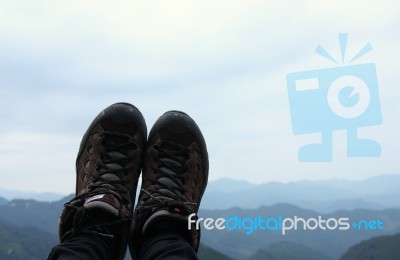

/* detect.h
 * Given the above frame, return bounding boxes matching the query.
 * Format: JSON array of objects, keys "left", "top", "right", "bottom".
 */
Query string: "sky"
[{"left": 0, "top": 0, "right": 399, "bottom": 194}]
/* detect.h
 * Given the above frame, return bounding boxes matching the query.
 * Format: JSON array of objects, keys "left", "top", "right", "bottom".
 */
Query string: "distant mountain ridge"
[
  {"left": 248, "top": 241, "right": 332, "bottom": 260},
  {"left": 2, "top": 174, "right": 399, "bottom": 210},
  {"left": 203, "top": 174, "right": 400, "bottom": 212},
  {"left": 0, "top": 196, "right": 72, "bottom": 234},
  {"left": 0, "top": 188, "right": 66, "bottom": 202},
  {"left": 0, "top": 197, "right": 7, "bottom": 205}
]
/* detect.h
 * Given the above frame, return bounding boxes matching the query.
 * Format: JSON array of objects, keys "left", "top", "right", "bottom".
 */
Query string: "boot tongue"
[{"left": 84, "top": 193, "right": 121, "bottom": 217}]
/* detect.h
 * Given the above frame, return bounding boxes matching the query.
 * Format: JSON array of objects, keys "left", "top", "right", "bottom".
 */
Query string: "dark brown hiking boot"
[
  {"left": 129, "top": 111, "right": 209, "bottom": 259},
  {"left": 58, "top": 102, "right": 147, "bottom": 260}
]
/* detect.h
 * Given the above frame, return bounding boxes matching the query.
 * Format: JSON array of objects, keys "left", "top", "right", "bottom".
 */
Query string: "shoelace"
[
  {"left": 138, "top": 141, "right": 197, "bottom": 214},
  {"left": 86, "top": 130, "right": 136, "bottom": 206},
  {"left": 61, "top": 202, "right": 130, "bottom": 242}
]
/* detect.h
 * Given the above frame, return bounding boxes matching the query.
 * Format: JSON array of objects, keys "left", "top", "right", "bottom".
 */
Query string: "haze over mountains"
[
  {"left": 0, "top": 189, "right": 66, "bottom": 202},
  {"left": 202, "top": 174, "right": 400, "bottom": 213},
  {"left": 1, "top": 174, "right": 399, "bottom": 214}
]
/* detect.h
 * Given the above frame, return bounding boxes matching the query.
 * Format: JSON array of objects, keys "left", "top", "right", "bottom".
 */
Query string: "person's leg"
[
  {"left": 129, "top": 111, "right": 209, "bottom": 260},
  {"left": 48, "top": 231, "right": 114, "bottom": 260},
  {"left": 139, "top": 226, "right": 198, "bottom": 259},
  {"left": 48, "top": 103, "right": 147, "bottom": 260}
]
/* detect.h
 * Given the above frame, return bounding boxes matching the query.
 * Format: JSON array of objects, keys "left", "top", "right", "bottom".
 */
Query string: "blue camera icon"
[{"left": 287, "top": 59, "right": 382, "bottom": 162}]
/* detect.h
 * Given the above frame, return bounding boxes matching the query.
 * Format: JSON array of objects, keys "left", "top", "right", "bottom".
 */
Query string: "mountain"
[
  {"left": 2, "top": 174, "right": 399, "bottom": 211},
  {"left": 0, "top": 188, "right": 66, "bottom": 202},
  {"left": 0, "top": 197, "right": 7, "bottom": 205},
  {"left": 297, "top": 198, "right": 386, "bottom": 213},
  {"left": 199, "top": 204, "right": 400, "bottom": 259},
  {"left": 248, "top": 241, "right": 332, "bottom": 260},
  {"left": 0, "top": 195, "right": 72, "bottom": 234},
  {"left": 317, "top": 174, "right": 400, "bottom": 195},
  {"left": 206, "top": 178, "right": 255, "bottom": 193},
  {"left": 0, "top": 219, "right": 57, "bottom": 260},
  {"left": 341, "top": 233, "right": 400, "bottom": 260},
  {"left": 202, "top": 174, "right": 400, "bottom": 212},
  {"left": 198, "top": 244, "right": 232, "bottom": 260}
]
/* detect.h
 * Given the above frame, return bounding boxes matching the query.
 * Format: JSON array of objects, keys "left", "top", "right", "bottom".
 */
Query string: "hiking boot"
[
  {"left": 58, "top": 102, "right": 147, "bottom": 260},
  {"left": 129, "top": 111, "right": 209, "bottom": 259}
]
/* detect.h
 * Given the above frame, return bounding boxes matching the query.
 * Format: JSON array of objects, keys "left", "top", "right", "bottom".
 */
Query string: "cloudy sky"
[{"left": 0, "top": 0, "right": 399, "bottom": 194}]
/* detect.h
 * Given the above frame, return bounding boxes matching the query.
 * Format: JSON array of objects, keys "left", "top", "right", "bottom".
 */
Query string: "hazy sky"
[{"left": 0, "top": 0, "right": 399, "bottom": 194}]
